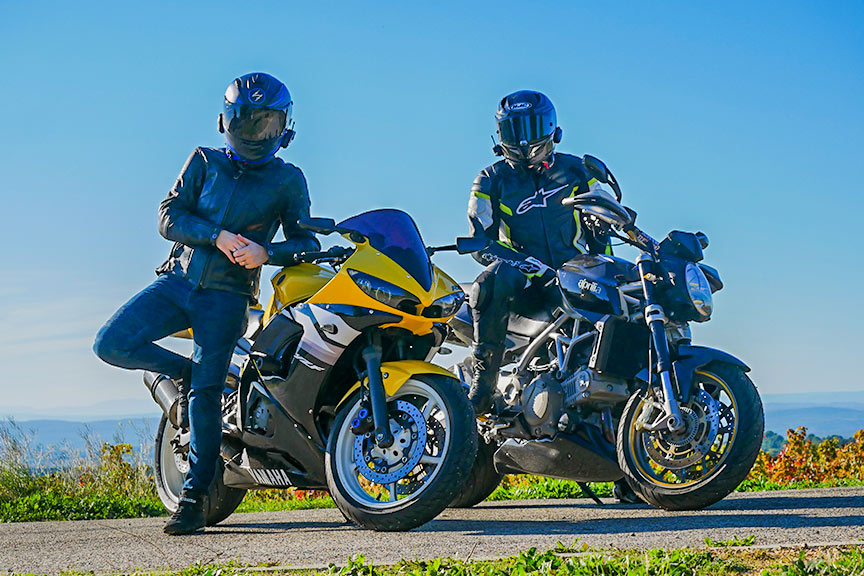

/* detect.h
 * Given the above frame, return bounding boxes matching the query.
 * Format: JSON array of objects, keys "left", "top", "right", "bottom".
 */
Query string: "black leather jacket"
[
  {"left": 467, "top": 153, "right": 612, "bottom": 276},
  {"left": 156, "top": 147, "right": 320, "bottom": 296}
]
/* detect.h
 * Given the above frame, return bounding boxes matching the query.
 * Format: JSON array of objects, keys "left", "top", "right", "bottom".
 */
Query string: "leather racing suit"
[{"left": 465, "top": 152, "right": 614, "bottom": 408}]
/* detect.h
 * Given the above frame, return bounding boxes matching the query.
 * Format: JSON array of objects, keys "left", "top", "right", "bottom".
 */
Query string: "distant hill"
[
  {"left": 6, "top": 417, "right": 160, "bottom": 460},
  {"left": 763, "top": 406, "right": 863, "bottom": 439}
]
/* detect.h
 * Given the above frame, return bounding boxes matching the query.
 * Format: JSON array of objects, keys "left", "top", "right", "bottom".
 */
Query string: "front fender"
[
  {"left": 673, "top": 345, "right": 750, "bottom": 402},
  {"left": 336, "top": 360, "right": 457, "bottom": 410}
]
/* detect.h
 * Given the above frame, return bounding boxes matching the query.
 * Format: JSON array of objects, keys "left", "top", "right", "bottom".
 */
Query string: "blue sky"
[{"left": 1, "top": 1, "right": 862, "bottom": 418}]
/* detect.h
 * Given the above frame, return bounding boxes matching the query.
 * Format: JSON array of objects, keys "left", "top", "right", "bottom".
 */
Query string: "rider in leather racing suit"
[
  {"left": 465, "top": 90, "right": 640, "bottom": 504},
  {"left": 465, "top": 89, "right": 615, "bottom": 415}
]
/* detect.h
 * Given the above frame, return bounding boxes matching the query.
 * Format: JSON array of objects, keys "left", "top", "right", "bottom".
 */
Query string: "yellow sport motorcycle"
[{"left": 147, "top": 209, "right": 477, "bottom": 531}]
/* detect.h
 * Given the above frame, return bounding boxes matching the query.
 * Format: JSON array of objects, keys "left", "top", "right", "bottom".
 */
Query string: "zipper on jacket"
[{"left": 198, "top": 166, "right": 245, "bottom": 289}]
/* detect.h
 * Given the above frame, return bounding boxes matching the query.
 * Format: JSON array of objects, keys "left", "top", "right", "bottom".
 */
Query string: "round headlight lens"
[{"left": 685, "top": 262, "right": 713, "bottom": 318}]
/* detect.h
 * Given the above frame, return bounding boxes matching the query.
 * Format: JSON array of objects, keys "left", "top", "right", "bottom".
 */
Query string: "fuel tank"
[
  {"left": 557, "top": 254, "right": 634, "bottom": 317},
  {"left": 264, "top": 264, "right": 336, "bottom": 321}
]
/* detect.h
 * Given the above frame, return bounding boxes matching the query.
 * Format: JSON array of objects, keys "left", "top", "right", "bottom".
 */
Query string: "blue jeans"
[{"left": 94, "top": 274, "right": 248, "bottom": 494}]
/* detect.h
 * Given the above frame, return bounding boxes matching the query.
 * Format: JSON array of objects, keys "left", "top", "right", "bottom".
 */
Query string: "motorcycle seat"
[{"left": 507, "top": 308, "right": 554, "bottom": 339}]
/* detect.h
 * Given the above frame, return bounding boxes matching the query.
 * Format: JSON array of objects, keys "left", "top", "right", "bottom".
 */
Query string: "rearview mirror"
[
  {"left": 455, "top": 236, "right": 488, "bottom": 254},
  {"left": 298, "top": 217, "right": 337, "bottom": 234},
  {"left": 562, "top": 188, "right": 632, "bottom": 228},
  {"left": 583, "top": 155, "right": 609, "bottom": 183},
  {"left": 582, "top": 154, "right": 622, "bottom": 201}
]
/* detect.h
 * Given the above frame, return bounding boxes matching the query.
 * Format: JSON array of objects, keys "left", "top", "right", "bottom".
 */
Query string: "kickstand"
[{"left": 578, "top": 482, "right": 604, "bottom": 506}]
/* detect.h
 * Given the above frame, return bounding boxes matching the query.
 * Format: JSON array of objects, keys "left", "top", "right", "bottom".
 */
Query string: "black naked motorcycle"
[{"left": 446, "top": 156, "right": 764, "bottom": 511}]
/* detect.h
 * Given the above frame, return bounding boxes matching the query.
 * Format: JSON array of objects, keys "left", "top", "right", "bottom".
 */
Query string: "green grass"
[
  {"left": 235, "top": 494, "right": 335, "bottom": 513},
  {"left": 704, "top": 534, "right": 756, "bottom": 547},
  {"left": 20, "top": 544, "right": 864, "bottom": 576},
  {"left": 736, "top": 477, "right": 864, "bottom": 492}
]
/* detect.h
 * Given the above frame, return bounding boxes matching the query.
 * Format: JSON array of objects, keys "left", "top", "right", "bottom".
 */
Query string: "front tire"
[
  {"left": 325, "top": 374, "right": 477, "bottom": 531},
  {"left": 617, "top": 363, "right": 763, "bottom": 511},
  {"left": 153, "top": 415, "right": 247, "bottom": 526}
]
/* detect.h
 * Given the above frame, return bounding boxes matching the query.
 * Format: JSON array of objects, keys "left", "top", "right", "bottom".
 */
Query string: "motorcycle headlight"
[
  {"left": 348, "top": 269, "right": 420, "bottom": 313},
  {"left": 422, "top": 291, "right": 466, "bottom": 318},
  {"left": 685, "top": 262, "right": 713, "bottom": 319}
]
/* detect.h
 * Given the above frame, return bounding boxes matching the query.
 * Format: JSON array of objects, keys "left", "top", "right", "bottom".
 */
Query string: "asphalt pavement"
[{"left": 1, "top": 487, "right": 862, "bottom": 575}]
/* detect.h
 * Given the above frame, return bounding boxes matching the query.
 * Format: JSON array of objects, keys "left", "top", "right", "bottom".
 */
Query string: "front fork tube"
[
  {"left": 637, "top": 255, "right": 685, "bottom": 433},
  {"left": 362, "top": 333, "right": 395, "bottom": 448}
]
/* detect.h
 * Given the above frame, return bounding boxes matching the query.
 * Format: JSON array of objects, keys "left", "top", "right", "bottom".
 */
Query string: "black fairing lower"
[{"left": 493, "top": 433, "right": 623, "bottom": 482}]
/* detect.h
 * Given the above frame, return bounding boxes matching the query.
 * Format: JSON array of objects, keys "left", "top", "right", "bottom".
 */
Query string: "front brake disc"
[
  {"left": 643, "top": 390, "right": 720, "bottom": 470},
  {"left": 353, "top": 400, "right": 427, "bottom": 485}
]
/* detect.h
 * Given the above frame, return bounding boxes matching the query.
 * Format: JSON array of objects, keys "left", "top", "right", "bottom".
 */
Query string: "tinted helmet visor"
[
  {"left": 497, "top": 111, "right": 556, "bottom": 147},
  {"left": 226, "top": 106, "right": 287, "bottom": 142}
]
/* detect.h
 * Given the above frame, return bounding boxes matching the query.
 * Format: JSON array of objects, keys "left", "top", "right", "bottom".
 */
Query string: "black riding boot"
[
  {"left": 163, "top": 489, "right": 207, "bottom": 535},
  {"left": 467, "top": 345, "right": 503, "bottom": 415}
]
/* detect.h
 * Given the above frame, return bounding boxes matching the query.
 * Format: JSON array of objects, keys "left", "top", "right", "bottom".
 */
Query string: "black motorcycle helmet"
[
  {"left": 218, "top": 72, "right": 295, "bottom": 163},
  {"left": 495, "top": 90, "right": 562, "bottom": 167}
]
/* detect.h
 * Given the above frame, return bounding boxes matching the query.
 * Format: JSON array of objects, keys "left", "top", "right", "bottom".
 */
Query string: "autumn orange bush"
[{"left": 748, "top": 427, "right": 864, "bottom": 484}]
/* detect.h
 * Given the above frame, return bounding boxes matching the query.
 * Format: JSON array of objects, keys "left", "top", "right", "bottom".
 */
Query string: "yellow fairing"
[
  {"left": 264, "top": 263, "right": 336, "bottom": 322},
  {"left": 307, "top": 240, "right": 461, "bottom": 336},
  {"left": 337, "top": 360, "right": 458, "bottom": 409}
]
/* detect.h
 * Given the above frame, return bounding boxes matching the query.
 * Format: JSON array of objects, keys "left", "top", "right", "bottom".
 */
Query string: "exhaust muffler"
[{"left": 143, "top": 371, "right": 181, "bottom": 427}]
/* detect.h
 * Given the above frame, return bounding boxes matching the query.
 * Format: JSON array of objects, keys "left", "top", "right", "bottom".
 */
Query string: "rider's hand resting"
[
  {"left": 233, "top": 235, "right": 270, "bottom": 269},
  {"left": 215, "top": 230, "right": 248, "bottom": 264}
]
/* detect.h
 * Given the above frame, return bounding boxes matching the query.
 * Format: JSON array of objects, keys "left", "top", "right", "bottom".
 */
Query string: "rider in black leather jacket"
[
  {"left": 156, "top": 146, "right": 319, "bottom": 296},
  {"left": 94, "top": 73, "right": 320, "bottom": 534},
  {"left": 465, "top": 91, "right": 613, "bottom": 414}
]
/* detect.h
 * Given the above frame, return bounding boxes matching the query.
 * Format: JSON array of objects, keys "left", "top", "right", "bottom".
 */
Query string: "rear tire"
[
  {"left": 325, "top": 374, "right": 477, "bottom": 531},
  {"left": 617, "top": 363, "right": 763, "bottom": 511},
  {"left": 449, "top": 435, "right": 503, "bottom": 508},
  {"left": 153, "top": 415, "right": 247, "bottom": 526}
]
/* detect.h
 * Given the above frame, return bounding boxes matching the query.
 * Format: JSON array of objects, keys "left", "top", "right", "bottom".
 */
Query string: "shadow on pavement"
[
  {"left": 712, "top": 495, "right": 864, "bottom": 512},
  {"left": 213, "top": 520, "right": 349, "bottom": 534},
  {"left": 418, "top": 513, "right": 864, "bottom": 536}
]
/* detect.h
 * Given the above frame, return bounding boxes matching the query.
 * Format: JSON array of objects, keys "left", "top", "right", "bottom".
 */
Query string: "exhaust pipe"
[{"left": 144, "top": 371, "right": 181, "bottom": 427}]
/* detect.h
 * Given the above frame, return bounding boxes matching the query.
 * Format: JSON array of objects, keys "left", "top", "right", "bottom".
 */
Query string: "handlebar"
[{"left": 291, "top": 246, "right": 353, "bottom": 264}]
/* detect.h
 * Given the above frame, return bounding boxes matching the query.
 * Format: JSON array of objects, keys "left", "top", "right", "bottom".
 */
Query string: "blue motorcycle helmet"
[
  {"left": 494, "top": 90, "right": 562, "bottom": 168},
  {"left": 218, "top": 72, "right": 295, "bottom": 163}
]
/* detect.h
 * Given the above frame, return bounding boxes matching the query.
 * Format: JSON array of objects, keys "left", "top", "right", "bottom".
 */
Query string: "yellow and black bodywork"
[{"left": 222, "top": 209, "right": 465, "bottom": 492}]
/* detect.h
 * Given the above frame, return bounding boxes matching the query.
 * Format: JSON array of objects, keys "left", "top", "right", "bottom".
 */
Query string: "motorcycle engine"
[
  {"left": 249, "top": 397, "right": 271, "bottom": 434},
  {"left": 563, "top": 366, "right": 629, "bottom": 407},
  {"left": 520, "top": 373, "right": 564, "bottom": 438}
]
